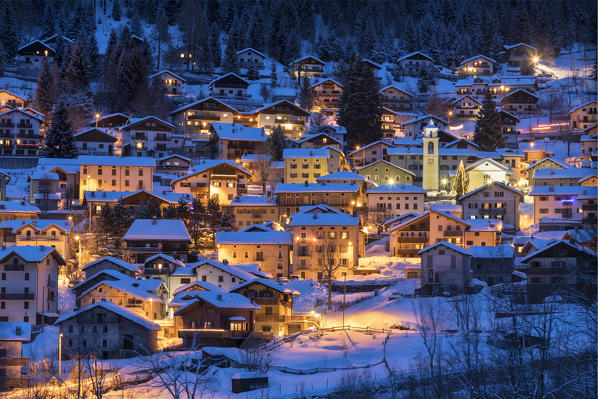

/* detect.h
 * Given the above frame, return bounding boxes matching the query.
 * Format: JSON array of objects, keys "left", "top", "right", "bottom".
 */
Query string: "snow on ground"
[
  {"left": 5, "top": 169, "right": 31, "bottom": 200},
  {"left": 0, "top": 77, "right": 36, "bottom": 100},
  {"left": 22, "top": 325, "right": 59, "bottom": 360},
  {"left": 58, "top": 276, "right": 76, "bottom": 314}
]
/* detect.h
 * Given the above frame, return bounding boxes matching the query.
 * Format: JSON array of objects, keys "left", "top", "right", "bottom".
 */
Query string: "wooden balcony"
[
  {"left": 255, "top": 314, "right": 289, "bottom": 323},
  {"left": 0, "top": 357, "right": 29, "bottom": 367},
  {"left": 0, "top": 293, "right": 34, "bottom": 300},
  {"left": 398, "top": 235, "right": 427, "bottom": 243},
  {"left": 0, "top": 377, "right": 29, "bottom": 389},
  {"left": 443, "top": 230, "right": 463, "bottom": 237},
  {"left": 178, "top": 328, "right": 249, "bottom": 339}
]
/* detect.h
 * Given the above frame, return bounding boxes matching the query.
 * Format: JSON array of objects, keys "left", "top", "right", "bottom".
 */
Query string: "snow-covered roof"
[
  {"left": 171, "top": 160, "right": 251, "bottom": 184},
  {"left": 400, "top": 114, "right": 448, "bottom": 126},
  {"left": 78, "top": 279, "right": 163, "bottom": 302},
  {"left": 397, "top": 51, "right": 433, "bottom": 62},
  {"left": 208, "top": 72, "right": 250, "bottom": 88},
  {"left": 0, "top": 201, "right": 40, "bottom": 214},
  {"left": 83, "top": 190, "right": 193, "bottom": 204},
  {"left": 288, "top": 204, "right": 360, "bottom": 227},
  {"left": 468, "top": 245, "right": 514, "bottom": 258},
  {"left": 33, "top": 193, "right": 60, "bottom": 200},
  {"left": 298, "top": 133, "right": 342, "bottom": 145},
  {"left": 459, "top": 54, "right": 497, "bottom": 66},
  {"left": 357, "top": 159, "right": 416, "bottom": 177},
  {"left": 235, "top": 47, "right": 267, "bottom": 58},
  {"left": 465, "top": 157, "right": 510, "bottom": 172},
  {"left": 216, "top": 229, "right": 292, "bottom": 245},
  {"left": 379, "top": 85, "right": 414, "bottom": 97},
  {"left": 0, "top": 89, "right": 27, "bottom": 102},
  {"left": 55, "top": 301, "right": 160, "bottom": 331},
  {"left": 418, "top": 241, "right": 471, "bottom": 256},
  {"left": 0, "top": 108, "right": 44, "bottom": 123},
  {"left": 283, "top": 148, "right": 329, "bottom": 159},
  {"left": 17, "top": 39, "right": 54, "bottom": 53},
  {"left": 148, "top": 70, "right": 186, "bottom": 82},
  {"left": 173, "top": 291, "right": 260, "bottom": 313},
  {"left": 170, "top": 97, "right": 239, "bottom": 115},
  {"left": 229, "top": 195, "right": 277, "bottom": 207},
  {"left": 467, "top": 219, "right": 502, "bottom": 232},
  {"left": 78, "top": 155, "right": 156, "bottom": 167},
  {"left": 211, "top": 123, "right": 268, "bottom": 142},
  {"left": 230, "top": 278, "right": 299, "bottom": 295},
  {"left": 366, "top": 184, "right": 427, "bottom": 194},
  {"left": 521, "top": 240, "right": 597, "bottom": 262},
  {"left": 504, "top": 43, "right": 537, "bottom": 51},
  {"left": 429, "top": 203, "right": 462, "bottom": 213},
  {"left": 121, "top": 116, "right": 175, "bottom": 130},
  {"left": 274, "top": 183, "right": 360, "bottom": 193},
  {"left": 529, "top": 185, "right": 597, "bottom": 198},
  {"left": 292, "top": 55, "right": 325, "bottom": 65},
  {"left": 450, "top": 94, "right": 482, "bottom": 105},
  {"left": 525, "top": 157, "right": 571, "bottom": 171},
  {"left": 458, "top": 181, "right": 523, "bottom": 201},
  {"left": 444, "top": 138, "right": 480, "bottom": 149},
  {"left": 0, "top": 219, "right": 73, "bottom": 234},
  {"left": 187, "top": 259, "right": 256, "bottom": 281},
  {"left": 0, "top": 322, "right": 31, "bottom": 341},
  {"left": 383, "top": 212, "right": 419, "bottom": 226},
  {"left": 501, "top": 88, "right": 538, "bottom": 100},
  {"left": 81, "top": 256, "right": 139, "bottom": 273},
  {"left": 144, "top": 253, "right": 185, "bottom": 267},
  {"left": 173, "top": 281, "right": 223, "bottom": 296},
  {"left": 316, "top": 171, "right": 366, "bottom": 182},
  {"left": 310, "top": 78, "right": 343, "bottom": 89},
  {"left": 73, "top": 128, "right": 118, "bottom": 142},
  {"left": 28, "top": 168, "right": 59, "bottom": 181},
  {"left": 346, "top": 140, "right": 393, "bottom": 157},
  {"left": 569, "top": 101, "right": 597, "bottom": 114},
  {"left": 532, "top": 168, "right": 594, "bottom": 180},
  {"left": 124, "top": 219, "right": 191, "bottom": 241}
]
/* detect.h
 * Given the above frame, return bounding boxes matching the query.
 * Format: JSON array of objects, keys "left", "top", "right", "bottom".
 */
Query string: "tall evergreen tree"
[
  {"left": 268, "top": 125, "right": 287, "bottom": 161},
  {"left": 297, "top": 77, "right": 314, "bottom": 111},
  {"left": 33, "top": 60, "right": 55, "bottom": 117},
  {"left": 208, "top": 22, "right": 221, "bottom": 68},
  {"left": 452, "top": 160, "right": 469, "bottom": 197},
  {"left": 473, "top": 91, "right": 504, "bottom": 151},
  {"left": 116, "top": 45, "right": 149, "bottom": 112},
  {"left": 63, "top": 39, "right": 90, "bottom": 93},
  {"left": 112, "top": 0, "right": 122, "bottom": 21},
  {"left": 0, "top": 4, "right": 19, "bottom": 59},
  {"left": 41, "top": 101, "right": 78, "bottom": 158},
  {"left": 337, "top": 54, "right": 382, "bottom": 148}
]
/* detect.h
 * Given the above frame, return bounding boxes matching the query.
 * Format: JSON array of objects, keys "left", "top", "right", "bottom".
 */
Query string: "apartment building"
[
  {"left": 0, "top": 108, "right": 44, "bottom": 156},
  {"left": 0, "top": 219, "right": 73, "bottom": 260},
  {"left": 366, "top": 184, "right": 426, "bottom": 224},
  {"left": 275, "top": 183, "right": 361, "bottom": 218},
  {"left": 570, "top": 101, "right": 597, "bottom": 131},
  {"left": 458, "top": 182, "right": 523, "bottom": 231},
  {"left": 121, "top": 116, "right": 175, "bottom": 158},
  {"left": 283, "top": 148, "right": 330, "bottom": 184},
  {"left": 229, "top": 195, "right": 279, "bottom": 228}
]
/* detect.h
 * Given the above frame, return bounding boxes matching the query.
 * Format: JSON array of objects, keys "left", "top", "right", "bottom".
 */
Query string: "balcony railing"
[
  {"left": 4, "top": 264, "right": 24, "bottom": 271},
  {"left": 0, "top": 357, "right": 29, "bottom": 367},
  {"left": 581, "top": 203, "right": 597, "bottom": 211},
  {"left": 398, "top": 235, "right": 428, "bottom": 243},
  {"left": 0, "top": 293, "right": 34, "bottom": 300},
  {"left": 443, "top": 230, "right": 463, "bottom": 237},
  {"left": 255, "top": 314, "right": 289, "bottom": 322},
  {"left": 480, "top": 207, "right": 506, "bottom": 214}
]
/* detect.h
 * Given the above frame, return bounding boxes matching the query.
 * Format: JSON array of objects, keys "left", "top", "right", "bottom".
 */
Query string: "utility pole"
[{"left": 342, "top": 273, "right": 346, "bottom": 330}]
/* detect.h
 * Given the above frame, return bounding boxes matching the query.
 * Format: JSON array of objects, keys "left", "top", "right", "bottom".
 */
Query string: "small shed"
[{"left": 231, "top": 372, "right": 268, "bottom": 394}]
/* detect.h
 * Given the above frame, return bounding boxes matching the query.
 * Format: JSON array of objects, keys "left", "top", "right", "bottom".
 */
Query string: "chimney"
[
  {"left": 101, "top": 297, "right": 107, "bottom": 302},
  {"left": 15, "top": 326, "right": 22, "bottom": 336},
  {"left": 304, "top": 181, "right": 309, "bottom": 187},
  {"left": 312, "top": 212, "right": 318, "bottom": 219},
  {"left": 222, "top": 259, "right": 229, "bottom": 265},
  {"left": 234, "top": 196, "right": 240, "bottom": 202},
  {"left": 217, "top": 294, "right": 223, "bottom": 301},
  {"left": 266, "top": 194, "right": 271, "bottom": 202},
  {"left": 40, "top": 245, "right": 45, "bottom": 251},
  {"left": 152, "top": 216, "right": 157, "bottom": 224}
]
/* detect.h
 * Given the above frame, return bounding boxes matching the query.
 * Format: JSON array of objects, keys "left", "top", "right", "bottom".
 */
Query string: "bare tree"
[
  {"left": 22, "top": 358, "right": 56, "bottom": 399},
  {"left": 413, "top": 298, "right": 445, "bottom": 398},
  {"left": 142, "top": 352, "right": 214, "bottom": 399},
  {"left": 253, "top": 146, "right": 272, "bottom": 195},
  {"left": 243, "top": 347, "right": 274, "bottom": 374},
  {"left": 317, "top": 242, "right": 344, "bottom": 311},
  {"left": 86, "top": 354, "right": 111, "bottom": 399},
  {"left": 62, "top": 351, "right": 91, "bottom": 399}
]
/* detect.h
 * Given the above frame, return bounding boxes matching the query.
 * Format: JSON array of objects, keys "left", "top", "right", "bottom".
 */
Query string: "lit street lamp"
[
  {"left": 58, "top": 333, "right": 63, "bottom": 380},
  {"left": 74, "top": 235, "right": 81, "bottom": 267},
  {"left": 94, "top": 113, "right": 101, "bottom": 128}
]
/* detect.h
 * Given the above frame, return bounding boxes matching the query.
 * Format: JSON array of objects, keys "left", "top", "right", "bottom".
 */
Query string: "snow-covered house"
[
  {"left": 55, "top": 300, "right": 161, "bottom": 358},
  {"left": 27, "top": 168, "right": 60, "bottom": 211},
  {"left": 379, "top": 85, "right": 414, "bottom": 112},
  {"left": 397, "top": 52, "right": 434, "bottom": 76},
  {"left": 458, "top": 182, "right": 523, "bottom": 231},
  {"left": 73, "top": 128, "right": 117, "bottom": 156},
  {"left": 229, "top": 195, "right": 279, "bottom": 229},
  {"left": 418, "top": 241, "right": 472, "bottom": 296},
  {"left": 0, "top": 201, "right": 40, "bottom": 222},
  {"left": 231, "top": 278, "right": 300, "bottom": 336},
  {"left": 235, "top": 48, "right": 266, "bottom": 69},
  {"left": 148, "top": 70, "right": 186, "bottom": 95},
  {"left": 580, "top": 131, "right": 597, "bottom": 162},
  {"left": 455, "top": 55, "right": 497, "bottom": 76},
  {"left": 469, "top": 245, "right": 515, "bottom": 286},
  {"left": 525, "top": 157, "right": 570, "bottom": 181},
  {"left": 172, "top": 291, "right": 259, "bottom": 348},
  {"left": 78, "top": 155, "right": 156, "bottom": 200},
  {"left": 253, "top": 100, "right": 310, "bottom": 140},
  {"left": 358, "top": 159, "right": 415, "bottom": 187},
  {"left": 156, "top": 154, "right": 192, "bottom": 176},
  {"left": 0, "top": 322, "right": 30, "bottom": 390},
  {"left": 529, "top": 185, "right": 597, "bottom": 225},
  {"left": 400, "top": 115, "right": 448, "bottom": 138},
  {"left": 291, "top": 55, "right": 326, "bottom": 79},
  {"left": 81, "top": 256, "right": 140, "bottom": 279},
  {"left": 531, "top": 168, "right": 594, "bottom": 187},
  {"left": 0, "top": 219, "right": 73, "bottom": 260},
  {"left": 209, "top": 123, "right": 268, "bottom": 160},
  {"left": 170, "top": 97, "right": 238, "bottom": 139},
  {"left": 275, "top": 183, "right": 361, "bottom": 218},
  {"left": 288, "top": 204, "right": 363, "bottom": 280},
  {"left": 298, "top": 132, "right": 342, "bottom": 150},
  {"left": 216, "top": 223, "right": 293, "bottom": 279},
  {"left": 497, "top": 109, "right": 520, "bottom": 149},
  {"left": 171, "top": 160, "right": 251, "bottom": 206},
  {"left": 311, "top": 78, "right": 343, "bottom": 117},
  {"left": 209, "top": 73, "right": 250, "bottom": 99},
  {"left": 499, "top": 89, "right": 539, "bottom": 116},
  {"left": 519, "top": 240, "right": 597, "bottom": 303},
  {"left": 0, "top": 108, "right": 44, "bottom": 156},
  {"left": 381, "top": 108, "right": 418, "bottom": 139},
  {"left": 0, "top": 90, "right": 27, "bottom": 109},
  {"left": 0, "top": 246, "right": 64, "bottom": 324},
  {"left": 366, "top": 184, "right": 426, "bottom": 224},
  {"left": 504, "top": 43, "right": 537, "bottom": 70},
  {"left": 120, "top": 116, "right": 175, "bottom": 158},
  {"left": 570, "top": 101, "right": 598, "bottom": 131},
  {"left": 283, "top": 148, "right": 331, "bottom": 184},
  {"left": 187, "top": 259, "right": 257, "bottom": 292},
  {"left": 465, "top": 158, "right": 512, "bottom": 190},
  {"left": 346, "top": 140, "right": 393, "bottom": 168},
  {"left": 448, "top": 95, "right": 482, "bottom": 118},
  {"left": 15, "top": 40, "right": 55, "bottom": 73},
  {"left": 123, "top": 219, "right": 191, "bottom": 262}
]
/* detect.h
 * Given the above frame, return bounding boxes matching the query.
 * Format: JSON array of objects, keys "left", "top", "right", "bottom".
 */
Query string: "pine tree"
[
  {"left": 206, "top": 196, "right": 221, "bottom": 236},
  {"left": 112, "top": 0, "right": 122, "bottom": 21},
  {"left": 208, "top": 22, "right": 221, "bottom": 68},
  {"left": 417, "top": 66, "right": 434, "bottom": 94},
  {"left": 0, "top": 4, "right": 19, "bottom": 59},
  {"left": 452, "top": 160, "right": 469, "bottom": 197},
  {"left": 63, "top": 39, "right": 89, "bottom": 93},
  {"left": 425, "top": 91, "right": 447, "bottom": 119},
  {"left": 188, "top": 197, "right": 206, "bottom": 248},
  {"left": 337, "top": 54, "right": 382, "bottom": 148},
  {"left": 33, "top": 60, "right": 55, "bottom": 117},
  {"left": 155, "top": 4, "right": 169, "bottom": 70},
  {"left": 42, "top": 101, "right": 78, "bottom": 158},
  {"left": 0, "top": 42, "right": 5, "bottom": 77},
  {"left": 116, "top": 46, "right": 149, "bottom": 112},
  {"left": 268, "top": 125, "right": 287, "bottom": 161},
  {"left": 474, "top": 91, "right": 504, "bottom": 151},
  {"left": 297, "top": 76, "right": 314, "bottom": 111}
]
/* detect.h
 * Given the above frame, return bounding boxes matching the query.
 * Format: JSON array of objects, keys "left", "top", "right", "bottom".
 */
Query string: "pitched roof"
[
  {"left": 0, "top": 322, "right": 31, "bottom": 341},
  {"left": 521, "top": 240, "right": 597, "bottom": 262},
  {"left": 55, "top": 301, "right": 160, "bottom": 331},
  {"left": 148, "top": 70, "right": 186, "bottom": 82},
  {"left": 397, "top": 51, "right": 433, "bottom": 62},
  {"left": 144, "top": 253, "right": 185, "bottom": 267},
  {"left": 458, "top": 181, "right": 523, "bottom": 201},
  {"left": 124, "top": 219, "right": 191, "bottom": 241},
  {"left": 78, "top": 279, "right": 163, "bottom": 302},
  {"left": 73, "top": 128, "right": 118, "bottom": 142},
  {"left": 288, "top": 204, "right": 360, "bottom": 227},
  {"left": 208, "top": 72, "right": 250, "bottom": 87},
  {"left": 121, "top": 116, "right": 175, "bottom": 130},
  {"left": 173, "top": 291, "right": 260, "bottom": 314},
  {"left": 235, "top": 48, "right": 267, "bottom": 58},
  {"left": 501, "top": 88, "right": 539, "bottom": 100},
  {"left": 418, "top": 241, "right": 471, "bottom": 256},
  {"left": 17, "top": 39, "right": 54, "bottom": 53},
  {"left": 357, "top": 159, "right": 415, "bottom": 176},
  {"left": 230, "top": 278, "right": 299, "bottom": 295},
  {"left": 229, "top": 195, "right": 277, "bottom": 207},
  {"left": 316, "top": 171, "right": 366, "bottom": 182},
  {"left": 283, "top": 148, "right": 329, "bottom": 159},
  {"left": 173, "top": 281, "right": 223, "bottom": 296},
  {"left": 525, "top": 157, "right": 571, "bottom": 171},
  {"left": 379, "top": 85, "right": 414, "bottom": 97},
  {"left": 529, "top": 185, "right": 597, "bottom": 198},
  {"left": 292, "top": 55, "right": 325, "bottom": 66},
  {"left": 532, "top": 168, "right": 594, "bottom": 180},
  {"left": 310, "top": 78, "right": 343, "bottom": 89},
  {"left": 366, "top": 184, "right": 427, "bottom": 194},
  {"left": 171, "top": 160, "right": 251, "bottom": 184},
  {"left": 215, "top": 229, "right": 292, "bottom": 245},
  {"left": 400, "top": 114, "right": 448, "bottom": 126},
  {"left": 187, "top": 259, "right": 256, "bottom": 281},
  {"left": 0, "top": 108, "right": 44, "bottom": 123},
  {"left": 78, "top": 155, "right": 155, "bottom": 167},
  {"left": 464, "top": 157, "right": 510, "bottom": 172},
  {"left": 569, "top": 101, "right": 598, "bottom": 114},
  {"left": 211, "top": 123, "right": 268, "bottom": 142},
  {"left": 346, "top": 140, "right": 393, "bottom": 157},
  {"left": 504, "top": 43, "right": 537, "bottom": 51},
  {"left": 252, "top": 100, "right": 310, "bottom": 116},
  {"left": 81, "top": 256, "right": 139, "bottom": 273},
  {"left": 0, "top": 245, "right": 64, "bottom": 264},
  {"left": 170, "top": 97, "right": 239, "bottom": 115},
  {"left": 0, "top": 219, "right": 73, "bottom": 234},
  {"left": 274, "top": 183, "right": 360, "bottom": 193},
  {"left": 459, "top": 54, "right": 497, "bottom": 66}
]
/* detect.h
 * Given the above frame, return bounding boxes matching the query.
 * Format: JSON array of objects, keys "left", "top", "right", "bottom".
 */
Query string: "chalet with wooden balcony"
[
  {"left": 0, "top": 322, "right": 30, "bottom": 390},
  {"left": 55, "top": 300, "right": 160, "bottom": 359},
  {"left": 298, "top": 132, "right": 343, "bottom": 150},
  {"left": 397, "top": 52, "right": 434, "bottom": 76},
  {"left": 458, "top": 182, "right": 523, "bottom": 232},
  {"left": 123, "top": 219, "right": 191, "bottom": 263},
  {"left": 172, "top": 291, "right": 259, "bottom": 348},
  {"left": 229, "top": 195, "right": 279, "bottom": 229},
  {"left": 171, "top": 160, "right": 251, "bottom": 206},
  {"left": 380, "top": 85, "right": 414, "bottom": 112},
  {"left": 0, "top": 91, "right": 27, "bottom": 109},
  {"left": 291, "top": 56, "right": 326, "bottom": 79},
  {"left": 15, "top": 40, "right": 55, "bottom": 72},
  {"left": 236, "top": 48, "right": 266, "bottom": 69},
  {"left": 418, "top": 242, "right": 472, "bottom": 296},
  {"left": 170, "top": 97, "right": 238, "bottom": 138},
  {"left": 254, "top": 100, "right": 310, "bottom": 140},
  {"left": 209, "top": 73, "right": 250, "bottom": 100},
  {"left": 347, "top": 140, "right": 393, "bottom": 168},
  {"left": 520, "top": 240, "right": 597, "bottom": 303},
  {"left": 275, "top": 183, "right": 361, "bottom": 218},
  {"left": 504, "top": 43, "right": 537, "bottom": 70},
  {"left": 120, "top": 116, "right": 175, "bottom": 158},
  {"left": 311, "top": 78, "right": 343, "bottom": 116},
  {"left": 231, "top": 278, "right": 300, "bottom": 336},
  {"left": 570, "top": 101, "right": 597, "bottom": 131},
  {"left": 0, "top": 246, "right": 64, "bottom": 324},
  {"left": 90, "top": 113, "right": 129, "bottom": 130},
  {"left": 500, "top": 89, "right": 539, "bottom": 116},
  {"left": 456, "top": 55, "right": 497, "bottom": 76},
  {"left": 74, "top": 128, "right": 117, "bottom": 156},
  {"left": 0, "top": 219, "right": 73, "bottom": 260},
  {"left": 448, "top": 95, "right": 482, "bottom": 118},
  {"left": 149, "top": 70, "right": 186, "bottom": 95},
  {"left": 81, "top": 256, "right": 140, "bottom": 279},
  {"left": 0, "top": 108, "right": 44, "bottom": 156},
  {"left": 209, "top": 123, "right": 268, "bottom": 160}
]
